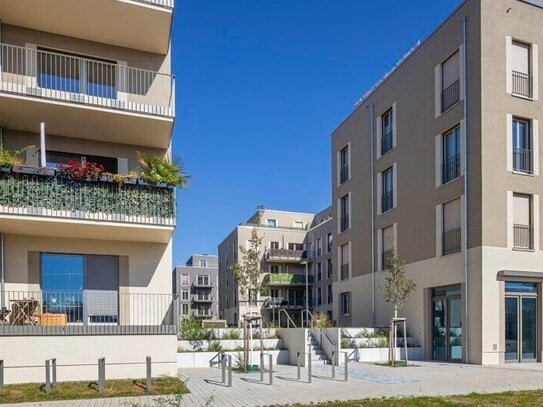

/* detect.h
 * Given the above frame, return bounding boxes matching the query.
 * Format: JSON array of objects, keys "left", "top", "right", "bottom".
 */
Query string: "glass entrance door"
[
  {"left": 505, "top": 294, "right": 537, "bottom": 363},
  {"left": 432, "top": 285, "right": 462, "bottom": 362}
]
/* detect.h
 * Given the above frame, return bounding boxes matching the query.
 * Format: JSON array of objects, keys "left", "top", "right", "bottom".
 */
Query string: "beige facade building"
[
  {"left": 0, "top": 0, "right": 177, "bottom": 383},
  {"left": 331, "top": 0, "right": 543, "bottom": 365}
]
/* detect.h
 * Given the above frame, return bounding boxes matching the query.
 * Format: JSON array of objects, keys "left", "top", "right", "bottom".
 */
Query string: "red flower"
[{"left": 58, "top": 159, "right": 105, "bottom": 181}]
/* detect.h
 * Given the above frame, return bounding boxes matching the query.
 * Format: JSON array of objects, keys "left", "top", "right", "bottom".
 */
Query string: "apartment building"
[
  {"left": 0, "top": 0, "right": 177, "bottom": 383},
  {"left": 174, "top": 255, "right": 219, "bottom": 319},
  {"left": 218, "top": 209, "right": 315, "bottom": 327},
  {"left": 307, "top": 206, "right": 334, "bottom": 321},
  {"left": 332, "top": 0, "right": 543, "bottom": 365}
]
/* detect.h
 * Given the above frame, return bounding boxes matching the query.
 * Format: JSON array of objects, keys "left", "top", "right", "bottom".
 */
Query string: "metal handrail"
[
  {"left": 513, "top": 147, "right": 533, "bottom": 174},
  {"left": 277, "top": 308, "right": 297, "bottom": 328},
  {"left": 441, "top": 79, "right": 460, "bottom": 112}
]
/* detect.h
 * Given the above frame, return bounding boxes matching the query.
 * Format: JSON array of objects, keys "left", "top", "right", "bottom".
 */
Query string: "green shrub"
[
  {"left": 341, "top": 338, "right": 355, "bottom": 349},
  {"left": 222, "top": 329, "right": 241, "bottom": 340},
  {"left": 137, "top": 151, "right": 190, "bottom": 188},
  {"left": 178, "top": 315, "right": 212, "bottom": 341},
  {"left": 0, "top": 145, "right": 34, "bottom": 167},
  {"left": 208, "top": 341, "right": 223, "bottom": 353}
]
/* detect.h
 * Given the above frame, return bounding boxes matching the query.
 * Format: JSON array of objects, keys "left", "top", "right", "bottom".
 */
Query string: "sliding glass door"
[{"left": 505, "top": 282, "right": 538, "bottom": 363}]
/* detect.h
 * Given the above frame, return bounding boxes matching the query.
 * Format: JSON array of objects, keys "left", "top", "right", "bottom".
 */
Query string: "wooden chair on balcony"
[{"left": 9, "top": 299, "right": 40, "bottom": 325}]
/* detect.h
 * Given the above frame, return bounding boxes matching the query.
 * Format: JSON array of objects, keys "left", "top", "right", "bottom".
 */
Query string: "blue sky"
[{"left": 172, "top": 0, "right": 461, "bottom": 266}]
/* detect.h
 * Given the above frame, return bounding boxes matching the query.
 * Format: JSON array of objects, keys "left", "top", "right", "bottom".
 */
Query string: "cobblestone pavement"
[{"left": 9, "top": 361, "right": 543, "bottom": 407}]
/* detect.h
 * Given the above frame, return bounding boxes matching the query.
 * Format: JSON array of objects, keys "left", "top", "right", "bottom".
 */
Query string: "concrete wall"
[
  {"left": 177, "top": 350, "right": 289, "bottom": 369},
  {"left": 278, "top": 328, "right": 308, "bottom": 367},
  {"left": 0, "top": 335, "right": 177, "bottom": 384}
]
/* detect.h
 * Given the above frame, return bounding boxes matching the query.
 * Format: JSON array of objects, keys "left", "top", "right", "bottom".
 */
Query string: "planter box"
[
  {"left": 177, "top": 350, "right": 289, "bottom": 368},
  {"left": 341, "top": 347, "right": 423, "bottom": 362},
  {"left": 177, "top": 338, "right": 283, "bottom": 352}
]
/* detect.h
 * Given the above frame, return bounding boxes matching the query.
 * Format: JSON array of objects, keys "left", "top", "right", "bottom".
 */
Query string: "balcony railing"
[
  {"left": 441, "top": 79, "right": 460, "bottom": 112},
  {"left": 0, "top": 167, "right": 175, "bottom": 226},
  {"left": 382, "top": 191, "right": 393, "bottom": 212},
  {"left": 512, "top": 71, "right": 532, "bottom": 98},
  {"left": 134, "top": 0, "right": 174, "bottom": 8},
  {"left": 381, "top": 250, "right": 392, "bottom": 270},
  {"left": 0, "top": 290, "right": 177, "bottom": 335},
  {"left": 265, "top": 249, "right": 307, "bottom": 263},
  {"left": 340, "top": 214, "right": 350, "bottom": 233},
  {"left": 340, "top": 264, "right": 349, "bottom": 280},
  {"left": 194, "top": 309, "right": 213, "bottom": 317},
  {"left": 381, "top": 130, "right": 393, "bottom": 155},
  {"left": 0, "top": 43, "right": 175, "bottom": 117},
  {"left": 442, "top": 227, "right": 461, "bottom": 255},
  {"left": 192, "top": 294, "right": 214, "bottom": 302},
  {"left": 340, "top": 165, "right": 349, "bottom": 184},
  {"left": 193, "top": 280, "right": 213, "bottom": 288},
  {"left": 442, "top": 154, "right": 461, "bottom": 184},
  {"left": 268, "top": 273, "right": 313, "bottom": 286},
  {"left": 513, "top": 148, "right": 533, "bottom": 174},
  {"left": 265, "top": 298, "right": 304, "bottom": 308},
  {"left": 514, "top": 224, "right": 533, "bottom": 250}
]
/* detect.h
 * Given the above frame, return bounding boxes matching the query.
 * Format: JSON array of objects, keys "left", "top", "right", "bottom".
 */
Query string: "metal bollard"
[
  {"left": 296, "top": 352, "right": 301, "bottom": 381},
  {"left": 344, "top": 352, "right": 348, "bottom": 382},
  {"left": 0, "top": 360, "right": 3, "bottom": 390},
  {"left": 227, "top": 355, "right": 232, "bottom": 387},
  {"left": 331, "top": 351, "right": 335, "bottom": 379},
  {"left": 221, "top": 354, "right": 226, "bottom": 384},
  {"left": 260, "top": 353, "right": 264, "bottom": 382},
  {"left": 98, "top": 357, "right": 105, "bottom": 393},
  {"left": 268, "top": 354, "right": 273, "bottom": 385},
  {"left": 308, "top": 349, "right": 312, "bottom": 383},
  {"left": 146, "top": 356, "right": 152, "bottom": 392},
  {"left": 45, "top": 360, "right": 51, "bottom": 394},
  {"left": 51, "top": 358, "right": 57, "bottom": 387}
]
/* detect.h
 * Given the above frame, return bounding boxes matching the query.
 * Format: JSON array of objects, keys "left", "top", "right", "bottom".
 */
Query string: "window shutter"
[
  {"left": 512, "top": 42, "right": 530, "bottom": 74},
  {"left": 443, "top": 199, "right": 461, "bottom": 232},
  {"left": 442, "top": 51, "right": 460, "bottom": 89},
  {"left": 513, "top": 194, "right": 530, "bottom": 225},
  {"left": 85, "top": 255, "right": 119, "bottom": 322}
]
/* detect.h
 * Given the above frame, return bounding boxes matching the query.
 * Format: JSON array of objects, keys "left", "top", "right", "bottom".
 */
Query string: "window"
[
  {"left": 270, "top": 265, "right": 279, "bottom": 274},
  {"left": 270, "top": 288, "right": 279, "bottom": 300},
  {"left": 181, "top": 289, "right": 189, "bottom": 301},
  {"left": 340, "top": 243, "right": 349, "bottom": 280},
  {"left": 317, "top": 287, "right": 322, "bottom": 306},
  {"left": 267, "top": 219, "right": 277, "bottom": 227},
  {"left": 197, "top": 275, "right": 210, "bottom": 286},
  {"left": 513, "top": 194, "right": 533, "bottom": 249},
  {"left": 511, "top": 41, "right": 531, "bottom": 98},
  {"left": 46, "top": 151, "right": 118, "bottom": 173},
  {"left": 340, "top": 194, "right": 350, "bottom": 232},
  {"left": 512, "top": 118, "right": 532, "bottom": 174},
  {"left": 316, "top": 262, "right": 322, "bottom": 281},
  {"left": 270, "top": 241, "right": 280, "bottom": 250},
  {"left": 442, "top": 199, "right": 461, "bottom": 255},
  {"left": 294, "top": 221, "right": 305, "bottom": 229},
  {"left": 181, "top": 274, "right": 189, "bottom": 286},
  {"left": 381, "top": 108, "right": 394, "bottom": 155},
  {"left": 182, "top": 304, "right": 189, "bottom": 315},
  {"left": 340, "top": 146, "right": 349, "bottom": 184},
  {"left": 327, "top": 258, "right": 332, "bottom": 279},
  {"left": 340, "top": 292, "right": 350, "bottom": 316},
  {"left": 327, "top": 284, "right": 333, "bottom": 304},
  {"left": 288, "top": 243, "right": 304, "bottom": 251},
  {"left": 316, "top": 238, "right": 322, "bottom": 257},
  {"left": 199, "top": 260, "right": 207, "bottom": 268},
  {"left": 441, "top": 51, "right": 460, "bottom": 112},
  {"left": 327, "top": 233, "right": 332, "bottom": 252},
  {"left": 382, "top": 167, "right": 394, "bottom": 212},
  {"left": 381, "top": 226, "right": 394, "bottom": 270},
  {"left": 442, "top": 126, "right": 461, "bottom": 183}
]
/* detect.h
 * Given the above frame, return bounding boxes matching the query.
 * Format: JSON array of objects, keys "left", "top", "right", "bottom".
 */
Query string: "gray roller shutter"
[{"left": 84, "top": 255, "right": 119, "bottom": 324}]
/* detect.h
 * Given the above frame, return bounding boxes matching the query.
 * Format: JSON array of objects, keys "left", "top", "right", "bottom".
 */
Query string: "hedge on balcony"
[
  {"left": 269, "top": 273, "right": 313, "bottom": 285},
  {"left": 0, "top": 168, "right": 175, "bottom": 223}
]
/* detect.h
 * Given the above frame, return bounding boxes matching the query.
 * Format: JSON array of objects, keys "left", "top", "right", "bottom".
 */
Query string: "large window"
[
  {"left": 327, "top": 284, "right": 333, "bottom": 304},
  {"left": 327, "top": 258, "right": 333, "bottom": 279},
  {"left": 317, "top": 287, "right": 322, "bottom": 306},
  {"left": 381, "top": 225, "right": 394, "bottom": 270},
  {"left": 340, "top": 292, "right": 350, "bottom": 316},
  {"left": 512, "top": 118, "right": 532, "bottom": 174},
  {"left": 382, "top": 167, "right": 394, "bottom": 212},
  {"left": 442, "top": 127, "right": 461, "bottom": 184},
  {"left": 340, "top": 146, "right": 349, "bottom": 184},
  {"left": 340, "top": 194, "right": 350, "bottom": 232},
  {"left": 442, "top": 199, "right": 461, "bottom": 255},
  {"left": 340, "top": 243, "right": 349, "bottom": 280},
  {"left": 511, "top": 41, "right": 531, "bottom": 98},
  {"left": 381, "top": 108, "right": 394, "bottom": 155},
  {"left": 326, "top": 233, "right": 332, "bottom": 252},
  {"left": 316, "top": 238, "right": 322, "bottom": 257},
  {"left": 513, "top": 194, "right": 532, "bottom": 250},
  {"left": 46, "top": 151, "right": 118, "bottom": 173},
  {"left": 441, "top": 51, "right": 460, "bottom": 112}
]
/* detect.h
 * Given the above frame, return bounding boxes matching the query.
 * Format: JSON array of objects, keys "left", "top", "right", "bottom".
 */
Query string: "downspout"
[
  {"left": 369, "top": 103, "right": 376, "bottom": 327},
  {"left": 462, "top": 16, "right": 469, "bottom": 364}
]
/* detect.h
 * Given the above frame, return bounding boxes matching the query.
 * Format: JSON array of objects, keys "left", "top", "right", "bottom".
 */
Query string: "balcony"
[
  {"left": 194, "top": 309, "right": 213, "bottom": 318},
  {"left": 264, "top": 298, "right": 304, "bottom": 309},
  {"left": 265, "top": 249, "right": 307, "bottom": 263},
  {"left": 0, "top": 290, "right": 177, "bottom": 336},
  {"left": 0, "top": 166, "right": 175, "bottom": 243},
  {"left": 0, "top": 0, "right": 173, "bottom": 54},
  {"left": 192, "top": 281, "right": 214, "bottom": 288},
  {"left": 512, "top": 71, "right": 532, "bottom": 98},
  {"left": 442, "top": 227, "right": 461, "bottom": 256},
  {"left": 514, "top": 224, "right": 533, "bottom": 250},
  {"left": 192, "top": 294, "right": 214, "bottom": 303},
  {"left": 442, "top": 154, "right": 461, "bottom": 184},
  {"left": 513, "top": 148, "right": 533, "bottom": 174},
  {"left": 268, "top": 273, "right": 313, "bottom": 286},
  {"left": 0, "top": 44, "right": 174, "bottom": 148},
  {"left": 441, "top": 79, "right": 460, "bottom": 112}
]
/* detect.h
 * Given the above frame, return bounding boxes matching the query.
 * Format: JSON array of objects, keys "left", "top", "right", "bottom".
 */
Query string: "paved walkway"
[{"left": 8, "top": 361, "right": 543, "bottom": 406}]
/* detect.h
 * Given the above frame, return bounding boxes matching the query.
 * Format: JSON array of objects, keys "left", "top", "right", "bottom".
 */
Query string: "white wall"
[
  {"left": 177, "top": 350, "right": 289, "bottom": 369},
  {"left": 278, "top": 328, "right": 308, "bottom": 366}
]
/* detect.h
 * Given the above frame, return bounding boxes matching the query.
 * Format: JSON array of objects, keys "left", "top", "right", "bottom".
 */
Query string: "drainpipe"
[
  {"left": 462, "top": 16, "right": 469, "bottom": 364},
  {"left": 369, "top": 103, "right": 376, "bottom": 327}
]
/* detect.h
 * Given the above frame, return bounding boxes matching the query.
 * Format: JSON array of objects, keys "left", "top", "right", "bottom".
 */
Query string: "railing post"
[
  {"left": 268, "top": 354, "right": 273, "bottom": 385},
  {"left": 45, "top": 359, "right": 51, "bottom": 394},
  {"left": 98, "top": 357, "right": 105, "bottom": 393},
  {"left": 146, "top": 356, "right": 152, "bottom": 392},
  {"left": 308, "top": 345, "right": 312, "bottom": 384},
  {"left": 344, "top": 352, "right": 348, "bottom": 382},
  {"left": 0, "top": 360, "right": 4, "bottom": 390}
]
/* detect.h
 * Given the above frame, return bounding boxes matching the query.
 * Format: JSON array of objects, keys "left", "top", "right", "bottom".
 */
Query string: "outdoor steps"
[{"left": 308, "top": 333, "right": 331, "bottom": 365}]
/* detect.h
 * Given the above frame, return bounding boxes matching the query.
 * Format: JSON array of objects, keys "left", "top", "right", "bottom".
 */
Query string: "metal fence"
[
  {"left": 513, "top": 148, "right": 532, "bottom": 174},
  {"left": 514, "top": 224, "right": 533, "bottom": 250},
  {"left": 441, "top": 79, "right": 460, "bottom": 112},
  {"left": 381, "top": 130, "right": 393, "bottom": 155},
  {"left": 442, "top": 227, "right": 461, "bottom": 255},
  {"left": 0, "top": 43, "right": 175, "bottom": 117},
  {"left": 442, "top": 154, "right": 461, "bottom": 184},
  {"left": 512, "top": 71, "right": 532, "bottom": 98},
  {"left": 0, "top": 290, "right": 178, "bottom": 335}
]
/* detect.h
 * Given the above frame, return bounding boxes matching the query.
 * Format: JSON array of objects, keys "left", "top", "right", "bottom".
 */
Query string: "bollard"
[
  {"left": 227, "top": 355, "right": 232, "bottom": 387},
  {"left": 344, "top": 352, "right": 348, "bottom": 382},
  {"left": 260, "top": 353, "right": 273, "bottom": 385},
  {"left": 308, "top": 349, "right": 312, "bottom": 383},
  {"left": 45, "top": 360, "right": 51, "bottom": 394},
  {"left": 260, "top": 353, "right": 264, "bottom": 383},
  {"left": 146, "top": 356, "right": 152, "bottom": 392},
  {"left": 0, "top": 360, "right": 3, "bottom": 390},
  {"left": 51, "top": 358, "right": 57, "bottom": 387},
  {"left": 296, "top": 352, "right": 301, "bottom": 381},
  {"left": 331, "top": 351, "right": 336, "bottom": 379},
  {"left": 221, "top": 354, "right": 226, "bottom": 384},
  {"left": 98, "top": 357, "right": 105, "bottom": 393},
  {"left": 268, "top": 354, "right": 273, "bottom": 385}
]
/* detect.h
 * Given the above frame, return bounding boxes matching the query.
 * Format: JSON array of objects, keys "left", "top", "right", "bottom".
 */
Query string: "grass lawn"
[
  {"left": 285, "top": 390, "right": 543, "bottom": 406},
  {"left": 0, "top": 376, "right": 188, "bottom": 404}
]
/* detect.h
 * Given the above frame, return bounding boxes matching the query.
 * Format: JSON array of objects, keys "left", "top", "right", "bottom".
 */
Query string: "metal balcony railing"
[
  {"left": 268, "top": 273, "right": 313, "bottom": 285},
  {"left": 381, "top": 130, "right": 393, "bottom": 155},
  {"left": 0, "top": 167, "right": 175, "bottom": 226},
  {"left": 194, "top": 309, "right": 213, "bottom": 317},
  {"left": 382, "top": 191, "right": 393, "bottom": 212},
  {"left": 340, "top": 165, "right": 349, "bottom": 184},
  {"left": 381, "top": 250, "right": 392, "bottom": 270},
  {"left": 0, "top": 43, "right": 175, "bottom": 117},
  {"left": 265, "top": 298, "right": 304, "bottom": 308},
  {"left": 442, "top": 227, "right": 461, "bottom": 255},
  {"left": 513, "top": 148, "right": 533, "bottom": 174},
  {"left": 442, "top": 153, "right": 461, "bottom": 184},
  {"left": 512, "top": 71, "right": 532, "bottom": 98},
  {"left": 192, "top": 294, "right": 213, "bottom": 302},
  {"left": 441, "top": 79, "right": 460, "bottom": 112},
  {"left": 0, "top": 290, "right": 177, "bottom": 335},
  {"left": 340, "top": 214, "right": 350, "bottom": 233},
  {"left": 514, "top": 224, "right": 533, "bottom": 250},
  {"left": 265, "top": 249, "right": 307, "bottom": 263},
  {"left": 193, "top": 280, "right": 213, "bottom": 288}
]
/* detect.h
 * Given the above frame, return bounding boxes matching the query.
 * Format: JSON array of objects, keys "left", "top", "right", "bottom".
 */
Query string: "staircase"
[{"left": 308, "top": 332, "right": 331, "bottom": 365}]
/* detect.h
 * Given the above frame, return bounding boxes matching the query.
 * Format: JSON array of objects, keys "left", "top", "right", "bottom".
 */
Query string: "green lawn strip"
[
  {"left": 0, "top": 376, "right": 188, "bottom": 404},
  {"left": 281, "top": 390, "right": 543, "bottom": 406}
]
